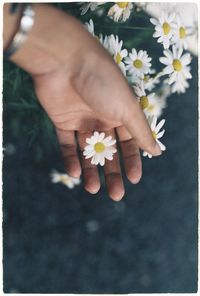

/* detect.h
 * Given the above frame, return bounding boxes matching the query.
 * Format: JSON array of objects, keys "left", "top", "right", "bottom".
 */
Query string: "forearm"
[{"left": 3, "top": 4, "right": 22, "bottom": 50}]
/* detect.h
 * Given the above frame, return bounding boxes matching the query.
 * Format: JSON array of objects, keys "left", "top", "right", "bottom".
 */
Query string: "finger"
[
  {"left": 122, "top": 98, "right": 162, "bottom": 157},
  {"left": 56, "top": 128, "right": 81, "bottom": 178},
  {"left": 77, "top": 131, "right": 101, "bottom": 194},
  {"left": 103, "top": 129, "right": 125, "bottom": 202},
  {"left": 117, "top": 126, "right": 142, "bottom": 184}
]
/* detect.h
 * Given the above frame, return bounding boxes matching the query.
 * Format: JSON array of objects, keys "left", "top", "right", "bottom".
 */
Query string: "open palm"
[{"left": 24, "top": 8, "right": 161, "bottom": 201}]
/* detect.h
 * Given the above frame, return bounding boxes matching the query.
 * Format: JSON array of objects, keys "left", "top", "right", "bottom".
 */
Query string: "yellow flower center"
[
  {"left": 143, "top": 75, "right": 149, "bottom": 82},
  {"left": 60, "top": 175, "right": 70, "bottom": 185},
  {"left": 140, "top": 96, "right": 149, "bottom": 109},
  {"left": 116, "top": 52, "right": 122, "bottom": 64},
  {"left": 162, "top": 22, "right": 171, "bottom": 35},
  {"left": 133, "top": 59, "right": 143, "bottom": 69},
  {"left": 117, "top": 2, "right": 129, "bottom": 8},
  {"left": 179, "top": 26, "right": 186, "bottom": 39},
  {"left": 152, "top": 131, "right": 157, "bottom": 140},
  {"left": 173, "top": 59, "right": 182, "bottom": 71},
  {"left": 94, "top": 142, "right": 105, "bottom": 153}
]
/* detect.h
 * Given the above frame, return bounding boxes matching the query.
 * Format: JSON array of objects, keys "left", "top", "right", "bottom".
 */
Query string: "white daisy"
[
  {"left": 109, "top": 34, "right": 128, "bottom": 75},
  {"left": 108, "top": 2, "right": 133, "bottom": 22},
  {"left": 150, "top": 11, "right": 176, "bottom": 49},
  {"left": 143, "top": 116, "right": 166, "bottom": 158},
  {"left": 85, "top": 19, "right": 95, "bottom": 36},
  {"left": 159, "top": 45, "right": 192, "bottom": 86},
  {"left": 125, "top": 48, "right": 152, "bottom": 79},
  {"left": 83, "top": 131, "right": 117, "bottom": 166},
  {"left": 79, "top": 2, "right": 104, "bottom": 15},
  {"left": 50, "top": 170, "right": 81, "bottom": 189},
  {"left": 171, "top": 14, "right": 193, "bottom": 50},
  {"left": 134, "top": 81, "right": 165, "bottom": 118},
  {"left": 142, "top": 71, "right": 162, "bottom": 91}
]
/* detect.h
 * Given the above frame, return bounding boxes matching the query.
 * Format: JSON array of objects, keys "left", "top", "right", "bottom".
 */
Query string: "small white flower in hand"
[
  {"left": 50, "top": 170, "right": 81, "bottom": 189},
  {"left": 143, "top": 116, "right": 166, "bottom": 158},
  {"left": 83, "top": 131, "right": 117, "bottom": 166},
  {"left": 150, "top": 11, "right": 175, "bottom": 49}
]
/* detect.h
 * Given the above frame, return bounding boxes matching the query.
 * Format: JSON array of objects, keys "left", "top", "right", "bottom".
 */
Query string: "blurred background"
[{"left": 3, "top": 2, "right": 198, "bottom": 293}]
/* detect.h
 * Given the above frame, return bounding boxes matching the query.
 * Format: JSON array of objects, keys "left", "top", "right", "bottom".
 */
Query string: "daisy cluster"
[
  {"left": 150, "top": 11, "right": 192, "bottom": 94},
  {"left": 80, "top": 5, "right": 196, "bottom": 165},
  {"left": 79, "top": 2, "right": 135, "bottom": 22},
  {"left": 83, "top": 6, "right": 196, "bottom": 162}
]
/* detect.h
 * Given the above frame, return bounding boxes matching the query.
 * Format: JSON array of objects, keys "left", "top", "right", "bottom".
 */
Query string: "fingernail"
[{"left": 154, "top": 143, "right": 162, "bottom": 156}]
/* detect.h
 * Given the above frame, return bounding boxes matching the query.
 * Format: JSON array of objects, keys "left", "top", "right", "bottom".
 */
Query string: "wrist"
[
  {"left": 5, "top": 4, "right": 66, "bottom": 75},
  {"left": 4, "top": 4, "right": 100, "bottom": 77}
]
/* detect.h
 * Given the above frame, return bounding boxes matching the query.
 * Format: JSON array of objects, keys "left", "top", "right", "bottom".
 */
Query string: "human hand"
[{"left": 5, "top": 4, "right": 162, "bottom": 201}]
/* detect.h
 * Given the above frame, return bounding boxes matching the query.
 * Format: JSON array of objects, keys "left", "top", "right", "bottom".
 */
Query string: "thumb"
[
  {"left": 122, "top": 96, "right": 162, "bottom": 156},
  {"left": 76, "top": 55, "right": 162, "bottom": 156}
]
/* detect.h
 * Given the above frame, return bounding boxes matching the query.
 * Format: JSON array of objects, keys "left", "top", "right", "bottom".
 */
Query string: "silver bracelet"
[{"left": 4, "top": 4, "right": 35, "bottom": 59}]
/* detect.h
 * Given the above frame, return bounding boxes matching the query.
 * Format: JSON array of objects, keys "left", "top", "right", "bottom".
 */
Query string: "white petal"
[
  {"left": 164, "top": 49, "right": 173, "bottom": 60},
  {"left": 94, "top": 131, "right": 100, "bottom": 138},
  {"left": 168, "top": 71, "right": 177, "bottom": 85},
  {"left": 84, "top": 145, "right": 94, "bottom": 151},
  {"left": 163, "top": 65, "right": 174, "bottom": 74},
  {"left": 98, "top": 132, "right": 105, "bottom": 142},
  {"left": 84, "top": 150, "right": 96, "bottom": 159},
  {"left": 150, "top": 18, "right": 158, "bottom": 25},
  {"left": 182, "top": 69, "right": 192, "bottom": 79},
  {"left": 106, "top": 146, "right": 117, "bottom": 154},
  {"left": 177, "top": 46, "right": 183, "bottom": 59},
  {"left": 143, "top": 151, "right": 148, "bottom": 157},
  {"left": 153, "top": 31, "right": 161, "bottom": 38},
  {"left": 66, "top": 181, "right": 74, "bottom": 189},
  {"left": 158, "top": 36, "right": 163, "bottom": 43},
  {"left": 163, "top": 38, "right": 170, "bottom": 49},
  {"left": 121, "top": 49, "right": 128, "bottom": 57},
  {"left": 151, "top": 116, "right": 158, "bottom": 130},
  {"left": 155, "top": 119, "right": 166, "bottom": 133},
  {"left": 181, "top": 53, "right": 191, "bottom": 66},
  {"left": 103, "top": 135, "right": 112, "bottom": 144},
  {"left": 105, "top": 139, "right": 116, "bottom": 147},
  {"left": 157, "top": 139, "right": 166, "bottom": 151},
  {"left": 86, "top": 137, "right": 96, "bottom": 145},
  {"left": 159, "top": 57, "right": 171, "bottom": 65},
  {"left": 157, "top": 129, "right": 165, "bottom": 139},
  {"left": 105, "top": 153, "right": 113, "bottom": 161},
  {"left": 99, "top": 156, "right": 105, "bottom": 166}
]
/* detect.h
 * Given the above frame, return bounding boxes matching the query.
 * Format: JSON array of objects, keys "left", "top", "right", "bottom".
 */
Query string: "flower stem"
[{"left": 95, "top": 24, "right": 153, "bottom": 31}]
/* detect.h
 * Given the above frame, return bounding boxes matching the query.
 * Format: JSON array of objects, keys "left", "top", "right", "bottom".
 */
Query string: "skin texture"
[{"left": 3, "top": 4, "right": 162, "bottom": 201}]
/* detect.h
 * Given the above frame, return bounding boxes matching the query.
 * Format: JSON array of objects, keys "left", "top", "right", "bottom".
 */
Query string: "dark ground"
[{"left": 3, "top": 59, "right": 198, "bottom": 293}]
